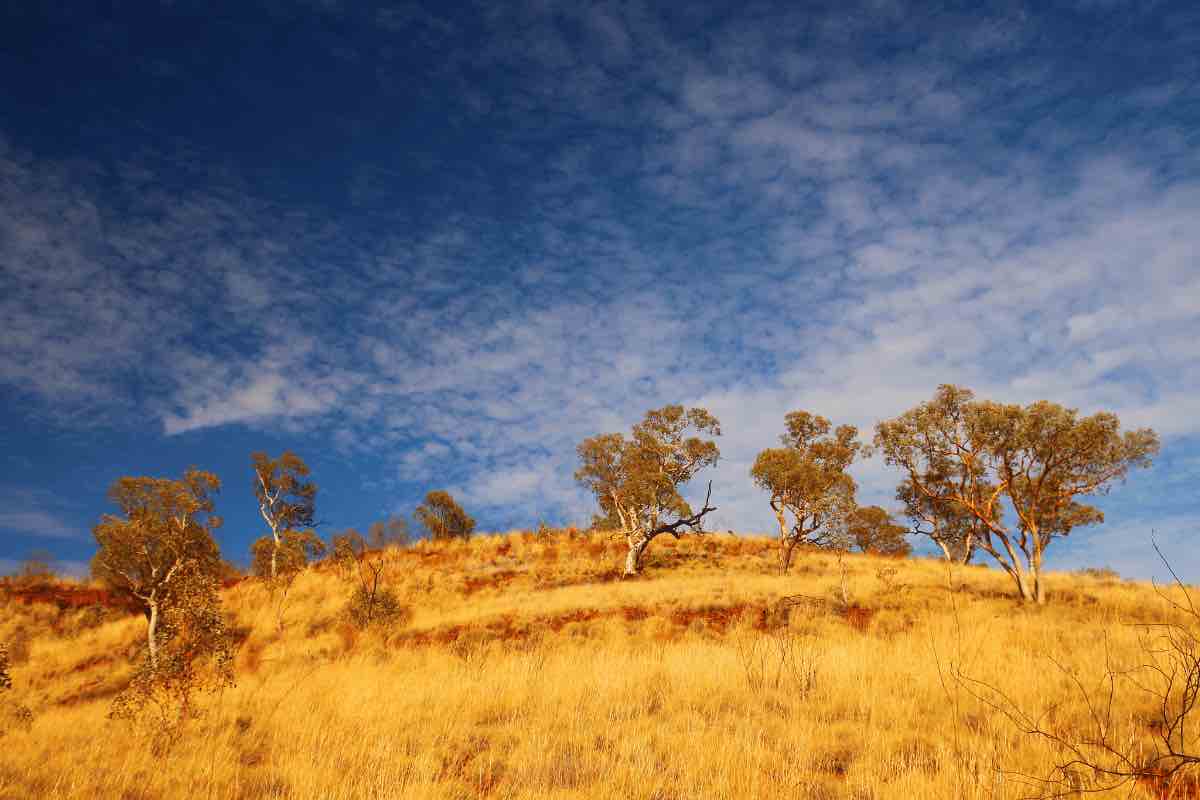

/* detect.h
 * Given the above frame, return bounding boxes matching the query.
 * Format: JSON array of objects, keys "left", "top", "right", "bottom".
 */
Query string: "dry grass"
[{"left": 1, "top": 531, "right": 1195, "bottom": 799}]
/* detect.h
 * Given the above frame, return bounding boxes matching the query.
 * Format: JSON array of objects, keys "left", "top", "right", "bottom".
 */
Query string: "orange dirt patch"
[
  {"left": 3, "top": 582, "right": 141, "bottom": 615},
  {"left": 668, "top": 604, "right": 754, "bottom": 633},
  {"left": 842, "top": 605, "right": 876, "bottom": 632},
  {"left": 462, "top": 570, "right": 522, "bottom": 595}
]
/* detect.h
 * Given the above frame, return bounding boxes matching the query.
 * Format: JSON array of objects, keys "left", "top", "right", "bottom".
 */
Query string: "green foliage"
[
  {"left": 750, "top": 411, "right": 863, "bottom": 571},
  {"left": 346, "top": 584, "right": 410, "bottom": 630},
  {"left": 109, "top": 569, "right": 235, "bottom": 728},
  {"left": 251, "top": 451, "right": 318, "bottom": 579},
  {"left": 575, "top": 405, "right": 721, "bottom": 575},
  {"left": 91, "top": 469, "right": 235, "bottom": 729},
  {"left": 847, "top": 505, "right": 911, "bottom": 557},
  {"left": 575, "top": 405, "right": 721, "bottom": 536},
  {"left": 415, "top": 491, "right": 475, "bottom": 541},
  {"left": 91, "top": 469, "right": 224, "bottom": 610},
  {"left": 875, "top": 384, "right": 1159, "bottom": 602}
]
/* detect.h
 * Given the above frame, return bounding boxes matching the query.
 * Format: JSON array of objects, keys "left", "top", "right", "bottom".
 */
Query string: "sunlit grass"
[{"left": 1, "top": 531, "right": 1193, "bottom": 799}]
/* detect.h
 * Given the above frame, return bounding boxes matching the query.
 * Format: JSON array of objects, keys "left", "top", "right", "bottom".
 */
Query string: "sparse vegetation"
[
  {"left": 1, "top": 531, "right": 1194, "bottom": 799},
  {"left": 414, "top": 491, "right": 476, "bottom": 542},
  {"left": 0, "top": 387, "right": 1176, "bottom": 798}
]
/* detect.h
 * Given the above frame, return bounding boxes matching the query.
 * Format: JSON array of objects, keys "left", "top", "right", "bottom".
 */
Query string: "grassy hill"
[{"left": 1, "top": 531, "right": 1196, "bottom": 799}]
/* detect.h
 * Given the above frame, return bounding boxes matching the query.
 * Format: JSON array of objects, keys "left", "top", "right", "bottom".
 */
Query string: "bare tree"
[
  {"left": 575, "top": 405, "right": 720, "bottom": 577},
  {"left": 875, "top": 385, "right": 1158, "bottom": 604},
  {"left": 750, "top": 411, "right": 864, "bottom": 573},
  {"left": 414, "top": 491, "right": 475, "bottom": 541},
  {"left": 251, "top": 451, "right": 317, "bottom": 580}
]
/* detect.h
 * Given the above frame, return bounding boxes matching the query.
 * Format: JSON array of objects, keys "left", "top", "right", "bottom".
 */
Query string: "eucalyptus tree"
[
  {"left": 251, "top": 451, "right": 318, "bottom": 580},
  {"left": 91, "top": 469, "right": 226, "bottom": 669},
  {"left": 415, "top": 492, "right": 475, "bottom": 541},
  {"left": 575, "top": 405, "right": 720, "bottom": 577},
  {"left": 847, "top": 505, "right": 911, "bottom": 557},
  {"left": 875, "top": 385, "right": 1158, "bottom": 604},
  {"left": 750, "top": 411, "right": 864, "bottom": 573}
]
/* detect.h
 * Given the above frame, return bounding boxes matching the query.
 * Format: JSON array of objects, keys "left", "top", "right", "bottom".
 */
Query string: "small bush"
[
  {"left": 346, "top": 586, "right": 411, "bottom": 630},
  {"left": 1074, "top": 566, "right": 1120, "bottom": 580}
]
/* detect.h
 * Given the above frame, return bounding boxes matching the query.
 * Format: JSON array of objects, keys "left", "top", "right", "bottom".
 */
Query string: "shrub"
[
  {"left": 346, "top": 585, "right": 411, "bottom": 630},
  {"left": 1074, "top": 566, "right": 1121, "bottom": 580}
]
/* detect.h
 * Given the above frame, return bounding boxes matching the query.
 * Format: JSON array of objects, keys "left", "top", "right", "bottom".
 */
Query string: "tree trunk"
[
  {"left": 624, "top": 532, "right": 652, "bottom": 577},
  {"left": 1011, "top": 565, "right": 1035, "bottom": 603},
  {"left": 1031, "top": 549, "right": 1047, "bottom": 605},
  {"left": 147, "top": 599, "right": 160, "bottom": 669},
  {"left": 933, "top": 537, "right": 954, "bottom": 563},
  {"left": 779, "top": 537, "right": 799, "bottom": 574},
  {"left": 270, "top": 531, "right": 281, "bottom": 580}
]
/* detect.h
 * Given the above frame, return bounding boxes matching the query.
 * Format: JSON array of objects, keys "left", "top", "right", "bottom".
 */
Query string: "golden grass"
[{"left": 1, "top": 532, "right": 1196, "bottom": 799}]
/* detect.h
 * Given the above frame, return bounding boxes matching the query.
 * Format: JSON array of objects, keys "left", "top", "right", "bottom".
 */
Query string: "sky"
[{"left": 1, "top": 1, "right": 1197, "bottom": 581}]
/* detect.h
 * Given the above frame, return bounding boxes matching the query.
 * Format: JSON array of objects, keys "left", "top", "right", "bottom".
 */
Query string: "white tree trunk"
[
  {"left": 624, "top": 532, "right": 652, "bottom": 576},
  {"left": 147, "top": 599, "right": 160, "bottom": 669}
]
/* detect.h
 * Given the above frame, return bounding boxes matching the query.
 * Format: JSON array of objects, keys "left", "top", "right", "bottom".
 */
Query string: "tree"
[
  {"left": 250, "top": 530, "right": 325, "bottom": 582},
  {"left": 91, "top": 469, "right": 225, "bottom": 668},
  {"left": 575, "top": 405, "right": 721, "bottom": 577},
  {"left": 875, "top": 385, "right": 1159, "bottom": 604},
  {"left": 846, "top": 505, "right": 911, "bottom": 557},
  {"left": 368, "top": 515, "right": 409, "bottom": 549},
  {"left": 251, "top": 528, "right": 325, "bottom": 633},
  {"left": 414, "top": 491, "right": 475, "bottom": 541},
  {"left": 750, "top": 411, "right": 864, "bottom": 573},
  {"left": 251, "top": 451, "right": 317, "bottom": 580},
  {"left": 897, "top": 479, "right": 983, "bottom": 564}
]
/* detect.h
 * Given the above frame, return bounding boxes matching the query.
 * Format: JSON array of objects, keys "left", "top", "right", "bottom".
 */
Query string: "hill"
[{"left": 1, "top": 531, "right": 1196, "bottom": 799}]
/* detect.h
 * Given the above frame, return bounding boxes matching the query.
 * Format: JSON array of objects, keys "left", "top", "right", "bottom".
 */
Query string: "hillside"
[{"left": 1, "top": 531, "right": 1196, "bottom": 799}]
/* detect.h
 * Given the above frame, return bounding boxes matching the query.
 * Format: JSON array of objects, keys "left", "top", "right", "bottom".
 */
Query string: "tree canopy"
[
  {"left": 576, "top": 405, "right": 720, "bottom": 576},
  {"left": 750, "top": 411, "right": 864, "bottom": 573},
  {"left": 251, "top": 451, "right": 318, "bottom": 579},
  {"left": 415, "top": 491, "right": 475, "bottom": 541},
  {"left": 875, "top": 384, "right": 1159, "bottom": 603},
  {"left": 847, "top": 505, "right": 911, "bottom": 557}
]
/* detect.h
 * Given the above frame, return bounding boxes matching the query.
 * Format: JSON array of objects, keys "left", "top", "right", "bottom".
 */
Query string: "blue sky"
[{"left": 1, "top": 1, "right": 1197, "bottom": 580}]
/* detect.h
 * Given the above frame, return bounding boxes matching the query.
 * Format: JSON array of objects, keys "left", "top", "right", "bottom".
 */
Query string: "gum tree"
[
  {"left": 897, "top": 479, "right": 984, "bottom": 564},
  {"left": 575, "top": 405, "right": 720, "bottom": 577},
  {"left": 414, "top": 491, "right": 475, "bottom": 541},
  {"left": 251, "top": 451, "right": 317, "bottom": 580},
  {"left": 91, "top": 469, "right": 226, "bottom": 669},
  {"left": 875, "top": 385, "right": 1159, "bottom": 604},
  {"left": 750, "top": 411, "right": 864, "bottom": 573},
  {"left": 847, "top": 505, "right": 911, "bottom": 557}
]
